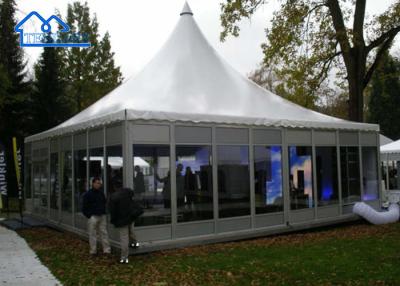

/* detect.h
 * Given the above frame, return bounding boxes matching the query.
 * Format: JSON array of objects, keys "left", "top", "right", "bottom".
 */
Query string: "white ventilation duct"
[{"left": 353, "top": 202, "right": 399, "bottom": 225}]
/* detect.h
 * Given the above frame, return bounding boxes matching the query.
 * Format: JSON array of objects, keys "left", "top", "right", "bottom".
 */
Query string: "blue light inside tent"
[
  {"left": 363, "top": 193, "right": 378, "bottom": 201},
  {"left": 321, "top": 185, "right": 333, "bottom": 201},
  {"left": 240, "top": 146, "right": 249, "bottom": 165}
]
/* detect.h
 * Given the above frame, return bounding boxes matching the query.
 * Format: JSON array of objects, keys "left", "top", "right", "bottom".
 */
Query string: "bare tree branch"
[
  {"left": 353, "top": 0, "right": 366, "bottom": 46},
  {"left": 316, "top": 49, "right": 342, "bottom": 89},
  {"left": 366, "top": 26, "right": 400, "bottom": 53},
  {"left": 326, "top": 0, "right": 352, "bottom": 67},
  {"left": 364, "top": 35, "right": 395, "bottom": 88}
]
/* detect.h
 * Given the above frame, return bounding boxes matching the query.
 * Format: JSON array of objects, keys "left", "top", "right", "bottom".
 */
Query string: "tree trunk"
[
  {"left": 347, "top": 48, "right": 366, "bottom": 122},
  {"left": 348, "top": 78, "right": 364, "bottom": 122}
]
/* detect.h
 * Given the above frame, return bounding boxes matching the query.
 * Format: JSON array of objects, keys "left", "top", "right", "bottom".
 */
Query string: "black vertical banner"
[
  {"left": 13, "top": 137, "right": 23, "bottom": 223},
  {"left": 0, "top": 141, "right": 8, "bottom": 211}
]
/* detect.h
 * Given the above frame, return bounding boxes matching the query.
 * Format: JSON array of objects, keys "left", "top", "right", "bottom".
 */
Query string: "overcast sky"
[{"left": 16, "top": 0, "right": 397, "bottom": 79}]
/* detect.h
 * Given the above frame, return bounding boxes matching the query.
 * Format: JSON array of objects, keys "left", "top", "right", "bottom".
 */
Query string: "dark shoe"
[
  {"left": 119, "top": 258, "right": 129, "bottom": 264},
  {"left": 130, "top": 241, "right": 140, "bottom": 249}
]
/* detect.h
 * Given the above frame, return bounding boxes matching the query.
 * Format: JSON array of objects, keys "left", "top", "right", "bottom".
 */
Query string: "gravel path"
[{"left": 0, "top": 226, "right": 61, "bottom": 286}]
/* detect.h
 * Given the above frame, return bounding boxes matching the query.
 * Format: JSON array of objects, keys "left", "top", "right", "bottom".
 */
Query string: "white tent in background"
[
  {"left": 380, "top": 134, "right": 393, "bottom": 146},
  {"left": 381, "top": 139, "right": 400, "bottom": 191},
  {"left": 381, "top": 139, "right": 400, "bottom": 158}
]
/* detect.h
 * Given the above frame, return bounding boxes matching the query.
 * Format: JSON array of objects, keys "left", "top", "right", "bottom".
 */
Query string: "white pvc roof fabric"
[
  {"left": 381, "top": 139, "right": 400, "bottom": 161},
  {"left": 380, "top": 134, "right": 393, "bottom": 146},
  {"left": 381, "top": 139, "right": 400, "bottom": 154},
  {"left": 26, "top": 3, "right": 378, "bottom": 142}
]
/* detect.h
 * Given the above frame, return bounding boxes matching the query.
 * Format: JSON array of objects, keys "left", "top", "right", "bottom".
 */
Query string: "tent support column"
[
  {"left": 386, "top": 154, "right": 389, "bottom": 191},
  {"left": 123, "top": 110, "right": 133, "bottom": 189}
]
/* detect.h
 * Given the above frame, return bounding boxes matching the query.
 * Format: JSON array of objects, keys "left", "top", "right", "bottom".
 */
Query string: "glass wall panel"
[
  {"left": 217, "top": 146, "right": 250, "bottom": 218},
  {"left": 381, "top": 162, "right": 389, "bottom": 191},
  {"left": 340, "top": 147, "right": 361, "bottom": 203},
  {"left": 316, "top": 147, "right": 339, "bottom": 206},
  {"left": 288, "top": 146, "right": 314, "bottom": 210},
  {"left": 24, "top": 155, "right": 32, "bottom": 199},
  {"left": 106, "top": 145, "right": 123, "bottom": 196},
  {"left": 176, "top": 146, "right": 213, "bottom": 222},
  {"left": 254, "top": 146, "right": 283, "bottom": 214},
  {"left": 33, "top": 158, "right": 48, "bottom": 215},
  {"left": 89, "top": 147, "right": 104, "bottom": 183},
  {"left": 132, "top": 145, "right": 170, "bottom": 226},
  {"left": 386, "top": 161, "right": 399, "bottom": 190},
  {"left": 32, "top": 164, "right": 41, "bottom": 211},
  {"left": 61, "top": 151, "right": 72, "bottom": 214},
  {"left": 50, "top": 153, "right": 59, "bottom": 220},
  {"left": 74, "top": 149, "right": 87, "bottom": 214},
  {"left": 362, "top": 147, "right": 379, "bottom": 201},
  {"left": 41, "top": 161, "right": 48, "bottom": 212}
]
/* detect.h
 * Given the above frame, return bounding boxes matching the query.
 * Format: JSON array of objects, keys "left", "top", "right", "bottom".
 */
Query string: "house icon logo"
[{"left": 15, "top": 11, "right": 90, "bottom": 48}]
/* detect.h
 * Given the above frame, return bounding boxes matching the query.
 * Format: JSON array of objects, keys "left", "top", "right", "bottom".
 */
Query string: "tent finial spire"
[{"left": 180, "top": 1, "right": 193, "bottom": 16}]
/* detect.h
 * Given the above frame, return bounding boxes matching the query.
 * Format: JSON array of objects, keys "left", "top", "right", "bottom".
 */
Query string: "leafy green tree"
[
  {"left": 0, "top": 0, "right": 31, "bottom": 138},
  {"left": 220, "top": 0, "right": 400, "bottom": 122},
  {"left": 0, "top": 64, "right": 11, "bottom": 110},
  {"left": 32, "top": 35, "right": 70, "bottom": 133},
  {"left": 0, "top": 0, "right": 32, "bottom": 197},
  {"left": 61, "top": 2, "right": 122, "bottom": 113},
  {"left": 248, "top": 63, "right": 348, "bottom": 117},
  {"left": 248, "top": 64, "right": 332, "bottom": 109},
  {"left": 368, "top": 52, "right": 400, "bottom": 140}
]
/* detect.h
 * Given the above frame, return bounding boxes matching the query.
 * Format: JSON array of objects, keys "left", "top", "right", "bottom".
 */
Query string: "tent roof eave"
[{"left": 25, "top": 109, "right": 379, "bottom": 143}]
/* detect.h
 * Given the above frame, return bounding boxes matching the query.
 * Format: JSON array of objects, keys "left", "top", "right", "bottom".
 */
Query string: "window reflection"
[
  {"left": 316, "top": 147, "right": 338, "bottom": 206},
  {"left": 289, "top": 146, "right": 313, "bottom": 210},
  {"left": 25, "top": 156, "right": 32, "bottom": 199},
  {"left": 254, "top": 146, "right": 283, "bottom": 214},
  {"left": 340, "top": 147, "right": 360, "bottom": 203},
  {"left": 106, "top": 145, "right": 123, "bottom": 196},
  {"left": 89, "top": 147, "right": 104, "bottom": 183},
  {"left": 217, "top": 146, "right": 250, "bottom": 218},
  {"left": 362, "top": 147, "right": 379, "bottom": 201},
  {"left": 74, "top": 149, "right": 87, "bottom": 213},
  {"left": 176, "top": 146, "right": 213, "bottom": 222},
  {"left": 33, "top": 164, "right": 40, "bottom": 209},
  {"left": 386, "top": 161, "right": 399, "bottom": 190},
  {"left": 33, "top": 159, "right": 48, "bottom": 214},
  {"left": 133, "top": 145, "right": 170, "bottom": 226},
  {"left": 61, "top": 151, "right": 72, "bottom": 214},
  {"left": 50, "top": 153, "right": 59, "bottom": 215}
]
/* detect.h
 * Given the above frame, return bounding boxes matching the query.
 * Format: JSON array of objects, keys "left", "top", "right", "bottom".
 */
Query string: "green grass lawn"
[{"left": 19, "top": 222, "right": 400, "bottom": 286}]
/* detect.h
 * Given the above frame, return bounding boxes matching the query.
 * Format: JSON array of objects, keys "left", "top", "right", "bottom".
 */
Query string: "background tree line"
[{"left": 0, "top": 0, "right": 122, "bottom": 196}]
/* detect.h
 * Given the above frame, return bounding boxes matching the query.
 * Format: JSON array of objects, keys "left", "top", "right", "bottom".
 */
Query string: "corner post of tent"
[{"left": 386, "top": 153, "right": 390, "bottom": 191}]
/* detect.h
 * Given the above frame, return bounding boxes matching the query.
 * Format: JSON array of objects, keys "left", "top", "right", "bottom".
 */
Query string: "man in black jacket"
[
  {"left": 108, "top": 180, "right": 141, "bottom": 263},
  {"left": 82, "top": 177, "right": 111, "bottom": 255}
]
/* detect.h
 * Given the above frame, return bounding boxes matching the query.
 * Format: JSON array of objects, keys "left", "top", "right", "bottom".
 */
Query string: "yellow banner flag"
[{"left": 12, "top": 137, "right": 22, "bottom": 193}]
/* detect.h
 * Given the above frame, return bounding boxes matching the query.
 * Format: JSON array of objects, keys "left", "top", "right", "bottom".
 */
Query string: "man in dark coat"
[
  {"left": 108, "top": 180, "right": 141, "bottom": 263},
  {"left": 82, "top": 177, "right": 111, "bottom": 255}
]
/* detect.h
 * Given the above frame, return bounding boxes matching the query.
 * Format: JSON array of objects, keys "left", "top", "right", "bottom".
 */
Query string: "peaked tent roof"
[{"left": 26, "top": 2, "right": 378, "bottom": 142}]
